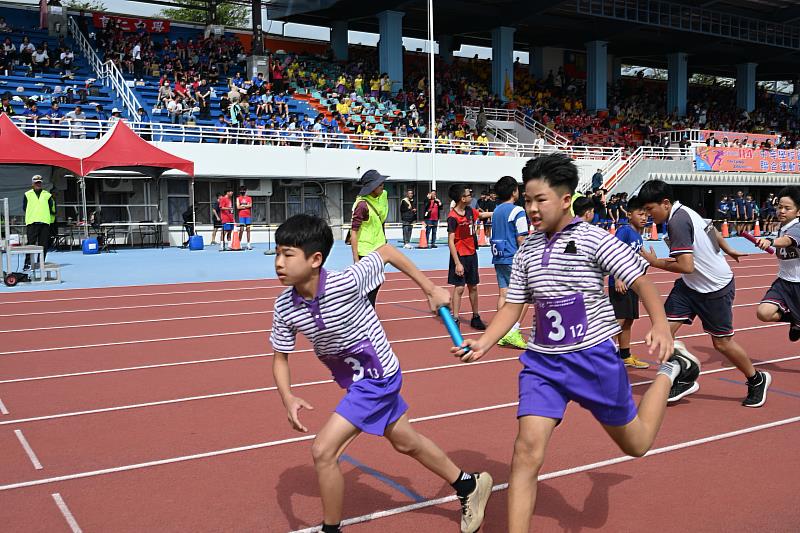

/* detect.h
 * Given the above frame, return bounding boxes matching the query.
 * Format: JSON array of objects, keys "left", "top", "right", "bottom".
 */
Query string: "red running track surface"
[{"left": 0, "top": 255, "right": 798, "bottom": 532}]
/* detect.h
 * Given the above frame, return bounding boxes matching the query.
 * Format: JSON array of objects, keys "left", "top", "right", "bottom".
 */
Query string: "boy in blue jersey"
[
  {"left": 609, "top": 196, "right": 649, "bottom": 369},
  {"left": 271, "top": 215, "right": 493, "bottom": 533},
  {"left": 491, "top": 176, "right": 530, "bottom": 348},
  {"left": 453, "top": 153, "right": 699, "bottom": 532}
]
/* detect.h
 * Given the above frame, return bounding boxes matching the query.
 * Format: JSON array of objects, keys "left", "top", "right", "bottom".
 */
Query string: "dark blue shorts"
[
  {"left": 517, "top": 339, "right": 637, "bottom": 427},
  {"left": 495, "top": 263, "right": 512, "bottom": 289},
  {"left": 762, "top": 277, "right": 800, "bottom": 320},
  {"left": 665, "top": 278, "right": 735, "bottom": 337},
  {"left": 222, "top": 223, "right": 234, "bottom": 231},
  {"left": 335, "top": 371, "right": 408, "bottom": 436},
  {"left": 239, "top": 217, "right": 251, "bottom": 225}
]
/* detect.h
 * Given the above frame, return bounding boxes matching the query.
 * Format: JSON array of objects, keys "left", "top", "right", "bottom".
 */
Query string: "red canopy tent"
[
  {"left": 0, "top": 113, "right": 83, "bottom": 175},
  {"left": 80, "top": 120, "right": 194, "bottom": 177},
  {"left": 78, "top": 120, "right": 195, "bottom": 238}
]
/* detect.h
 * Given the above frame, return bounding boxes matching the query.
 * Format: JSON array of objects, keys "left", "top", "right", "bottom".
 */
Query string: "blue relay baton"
[{"left": 438, "top": 307, "right": 470, "bottom": 354}]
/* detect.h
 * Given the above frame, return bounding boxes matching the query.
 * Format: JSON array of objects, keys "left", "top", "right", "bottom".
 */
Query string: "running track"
[{"left": 0, "top": 255, "right": 798, "bottom": 532}]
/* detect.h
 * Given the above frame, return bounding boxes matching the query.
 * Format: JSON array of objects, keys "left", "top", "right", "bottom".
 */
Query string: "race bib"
[
  {"left": 319, "top": 339, "right": 384, "bottom": 389},
  {"left": 534, "top": 293, "right": 588, "bottom": 346},
  {"left": 490, "top": 238, "right": 510, "bottom": 259}
]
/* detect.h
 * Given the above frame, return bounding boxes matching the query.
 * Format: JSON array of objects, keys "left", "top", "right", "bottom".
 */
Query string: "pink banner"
[
  {"left": 92, "top": 13, "right": 170, "bottom": 33},
  {"left": 695, "top": 146, "right": 800, "bottom": 173},
  {"left": 699, "top": 130, "right": 780, "bottom": 147}
]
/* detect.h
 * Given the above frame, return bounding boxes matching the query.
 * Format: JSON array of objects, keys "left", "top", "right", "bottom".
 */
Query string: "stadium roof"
[{"left": 267, "top": 0, "right": 800, "bottom": 79}]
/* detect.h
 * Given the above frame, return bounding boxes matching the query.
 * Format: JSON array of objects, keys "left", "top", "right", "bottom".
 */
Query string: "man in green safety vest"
[
  {"left": 349, "top": 169, "right": 389, "bottom": 307},
  {"left": 23, "top": 175, "right": 55, "bottom": 271}
]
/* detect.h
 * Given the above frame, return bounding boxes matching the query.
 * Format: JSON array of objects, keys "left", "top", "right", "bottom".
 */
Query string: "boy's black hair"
[
  {"left": 224, "top": 187, "right": 234, "bottom": 194},
  {"left": 626, "top": 195, "right": 644, "bottom": 211},
  {"left": 572, "top": 196, "right": 594, "bottom": 217},
  {"left": 448, "top": 183, "right": 469, "bottom": 203},
  {"left": 637, "top": 179, "right": 675, "bottom": 204},
  {"left": 494, "top": 175, "right": 518, "bottom": 202},
  {"left": 521, "top": 153, "right": 579, "bottom": 195},
  {"left": 777, "top": 185, "right": 800, "bottom": 209},
  {"left": 275, "top": 214, "right": 334, "bottom": 264}
]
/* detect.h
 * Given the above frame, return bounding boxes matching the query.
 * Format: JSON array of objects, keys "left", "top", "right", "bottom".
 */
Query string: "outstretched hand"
[{"left": 284, "top": 395, "right": 314, "bottom": 433}]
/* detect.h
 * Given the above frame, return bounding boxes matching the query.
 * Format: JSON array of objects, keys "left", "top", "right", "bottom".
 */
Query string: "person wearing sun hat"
[{"left": 350, "top": 169, "right": 389, "bottom": 306}]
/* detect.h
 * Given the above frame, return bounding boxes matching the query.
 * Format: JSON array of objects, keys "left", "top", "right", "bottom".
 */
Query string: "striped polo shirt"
[
  {"left": 506, "top": 219, "right": 648, "bottom": 354},
  {"left": 777, "top": 218, "right": 800, "bottom": 283},
  {"left": 269, "top": 252, "right": 400, "bottom": 379}
]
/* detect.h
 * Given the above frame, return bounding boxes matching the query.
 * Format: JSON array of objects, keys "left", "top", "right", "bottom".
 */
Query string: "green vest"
[
  {"left": 352, "top": 191, "right": 388, "bottom": 256},
  {"left": 25, "top": 189, "right": 52, "bottom": 225}
]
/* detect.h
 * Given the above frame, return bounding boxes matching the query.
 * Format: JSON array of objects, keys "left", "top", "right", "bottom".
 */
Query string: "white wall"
[{"left": 40, "top": 138, "right": 605, "bottom": 186}]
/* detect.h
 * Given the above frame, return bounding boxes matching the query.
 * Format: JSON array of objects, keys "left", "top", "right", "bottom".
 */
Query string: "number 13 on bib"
[{"left": 534, "top": 293, "right": 589, "bottom": 346}]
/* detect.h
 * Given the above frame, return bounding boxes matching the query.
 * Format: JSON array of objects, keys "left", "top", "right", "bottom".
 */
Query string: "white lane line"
[
  {"left": 0, "top": 259, "right": 772, "bottom": 308},
  {"left": 1, "top": 346, "right": 796, "bottom": 429},
  {"left": 0, "top": 286, "right": 774, "bottom": 356},
  {"left": 0, "top": 397, "right": 8, "bottom": 414},
  {"left": 51, "top": 493, "right": 82, "bottom": 533},
  {"left": 0, "top": 356, "right": 522, "bottom": 426},
  {"left": 288, "top": 414, "right": 800, "bottom": 533},
  {"left": 13, "top": 429, "right": 43, "bottom": 469},
  {"left": 0, "top": 272, "right": 774, "bottom": 329},
  {"left": 0, "top": 298, "right": 770, "bottom": 384}
]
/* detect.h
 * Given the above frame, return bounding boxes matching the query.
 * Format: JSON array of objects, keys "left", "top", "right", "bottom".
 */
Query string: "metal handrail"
[
  {"left": 604, "top": 146, "right": 694, "bottom": 192},
  {"left": 465, "top": 106, "right": 571, "bottom": 147},
  {"left": 66, "top": 15, "right": 142, "bottom": 121}
]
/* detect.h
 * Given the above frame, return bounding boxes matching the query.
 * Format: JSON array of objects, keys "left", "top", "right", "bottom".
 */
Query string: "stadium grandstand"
[{"left": 1, "top": 0, "right": 799, "bottom": 244}]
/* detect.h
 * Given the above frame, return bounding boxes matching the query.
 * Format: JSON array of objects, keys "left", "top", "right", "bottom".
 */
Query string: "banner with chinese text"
[
  {"left": 695, "top": 146, "right": 800, "bottom": 173},
  {"left": 92, "top": 13, "right": 170, "bottom": 33}
]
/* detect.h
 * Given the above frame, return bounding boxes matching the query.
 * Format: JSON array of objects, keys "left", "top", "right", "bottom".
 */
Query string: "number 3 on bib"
[{"left": 535, "top": 294, "right": 588, "bottom": 347}]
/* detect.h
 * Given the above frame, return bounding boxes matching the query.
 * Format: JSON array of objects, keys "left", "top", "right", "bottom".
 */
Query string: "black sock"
[
  {"left": 451, "top": 471, "right": 476, "bottom": 497},
  {"left": 472, "top": 313, "right": 480, "bottom": 319},
  {"left": 620, "top": 347, "right": 631, "bottom": 360},
  {"left": 321, "top": 524, "right": 341, "bottom": 533},
  {"left": 747, "top": 372, "right": 762, "bottom": 385}
]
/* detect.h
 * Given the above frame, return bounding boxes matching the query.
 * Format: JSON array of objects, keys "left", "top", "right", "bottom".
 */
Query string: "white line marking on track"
[
  {"left": 51, "top": 493, "right": 82, "bottom": 533},
  {"left": 0, "top": 259, "right": 774, "bottom": 307},
  {"left": 0, "top": 299, "right": 770, "bottom": 384},
  {"left": 0, "top": 288, "right": 776, "bottom": 356},
  {"left": 0, "top": 397, "right": 8, "bottom": 414},
  {"left": 1, "top": 347, "right": 796, "bottom": 428},
  {"left": 0, "top": 357, "right": 796, "bottom": 494},
  {"left": 13, "top": 429, "right": 43, "bottom": 469},
  {"left": 288, "top": 414, "right": 800, "bottom": 532}
]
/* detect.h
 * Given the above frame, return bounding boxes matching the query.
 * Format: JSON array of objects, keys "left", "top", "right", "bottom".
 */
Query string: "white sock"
[
  {"left": 657, "top": 361, "right": 680, "bottom": 385},
  {"left": 512, "top": 322, "right": 520, "bottom": 332}
]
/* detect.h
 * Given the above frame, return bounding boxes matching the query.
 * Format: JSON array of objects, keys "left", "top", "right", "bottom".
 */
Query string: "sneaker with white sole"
[
  {"left": 498, "top": 329, "right": 527, "bottom": 349},
  {"left": 742, "top": 371, "right": 772, "bottom": 408},
  {"left": 459, "top": 471, "right": 493, "bottom": 533},
  {"left": 667, "top": 341, "right": 701, "bottom": 403},
  {"left": 623, "top": 355, "right": 650, "bottom": 369}
]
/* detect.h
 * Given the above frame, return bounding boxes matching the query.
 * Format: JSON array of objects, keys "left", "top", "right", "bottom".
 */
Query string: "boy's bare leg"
[
  {"left": 468, "top": 284, "right": 480, "bottom": 315},
  {"left": 451, "top": 285, "right": 465, "bottom": 319},
  {"left": 384, "top": 414, "right": 460, "bottom": 482},
  {"left": 602, "top": 373, "right": 672, "bottom": 457},
  {"left": 508, "top": 416, "right": 558, "bottom": 533},
  {"left": 311, "top": 413, "right": 361, "bottom": 526}
]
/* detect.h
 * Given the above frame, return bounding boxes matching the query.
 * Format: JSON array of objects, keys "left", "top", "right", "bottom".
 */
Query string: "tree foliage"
[
  {"left": 159, "top": 1, "right": 249, "bottom": 27},
  {"left": 63, "top": 0, "right": 107, "bottom": 10}
]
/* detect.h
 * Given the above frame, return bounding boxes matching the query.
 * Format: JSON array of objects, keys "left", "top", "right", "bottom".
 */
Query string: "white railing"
[
  {"left": 603, "top": 146, "right": 694, "bottom": 191},
  {"left": 465, "top": 106, "right": 571, "bottom": 147},
  {"left": 67, "top": 16, "right": 142, "bottom": 122}
]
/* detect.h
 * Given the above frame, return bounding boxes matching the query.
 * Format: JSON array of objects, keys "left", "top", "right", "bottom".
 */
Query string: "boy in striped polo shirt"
[
  {"left": 270, "top": 215, "right": 493, "bottom": 533},
  {"left": 453, "top": 153, "right": 699, "bottom": 532}
]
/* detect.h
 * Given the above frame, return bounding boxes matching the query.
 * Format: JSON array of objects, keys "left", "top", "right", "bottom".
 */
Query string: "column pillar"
[
  {"left": 667, "top": 52, "right": 688, "bottom": 116},
  {"left": 586, "top": 40, "right": 608, "bottom": 113},
  {"left": 529, "top": 45, "right": 544, "bottom": 79},
  {"left": 736, "top": 62, "right": 757, "bottom": 112},
  {"left": 491, "top": 26, "right": 515, "bottom": 100},
  {"left": 439, "top": 34, "right": 454, "bottom": 64},
  {"left": 330, "top": 20, "right": 348, "bottom": 61},
  {"left": 378, "top": 10, "right": 404, "bottom": 94}
]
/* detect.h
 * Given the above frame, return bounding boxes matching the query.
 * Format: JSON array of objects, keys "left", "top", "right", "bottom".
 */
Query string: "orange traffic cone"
[
  {"left": 478, "top": 225, "right": 487, "bottom": 247},
  {"left": 230, "top": 225, "right": 242, "bottom": 251},
  {"left": 609, "top": 223, "right": 616, "bottom": 236},
  {"left": 648, "top": 222, "right": 659, "bottom": 241},
  {"left": 753, "top": 219, "right": 761, "bottom": 237},
  {"left": 418, "top": 225, "right": 428, "bottom": 249},
  {"left": 721, "top": 220, "right": 730, "bottom": 238}
]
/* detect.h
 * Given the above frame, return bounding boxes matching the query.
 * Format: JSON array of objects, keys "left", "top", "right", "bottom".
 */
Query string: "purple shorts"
[
  {"left": 517, "top": 339, "right": 637, "bottom": 427},
  {"left": 335, "top": 371, "right": 408, "bottom": 436}
]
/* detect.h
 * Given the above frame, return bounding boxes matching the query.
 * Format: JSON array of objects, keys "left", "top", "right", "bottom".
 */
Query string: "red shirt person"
[
  {"left": 218, "top": 189, "right": 235, "bottom": 250},
  {"left": 236, "top": 186, "right": 254, "bottom": 250}
]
